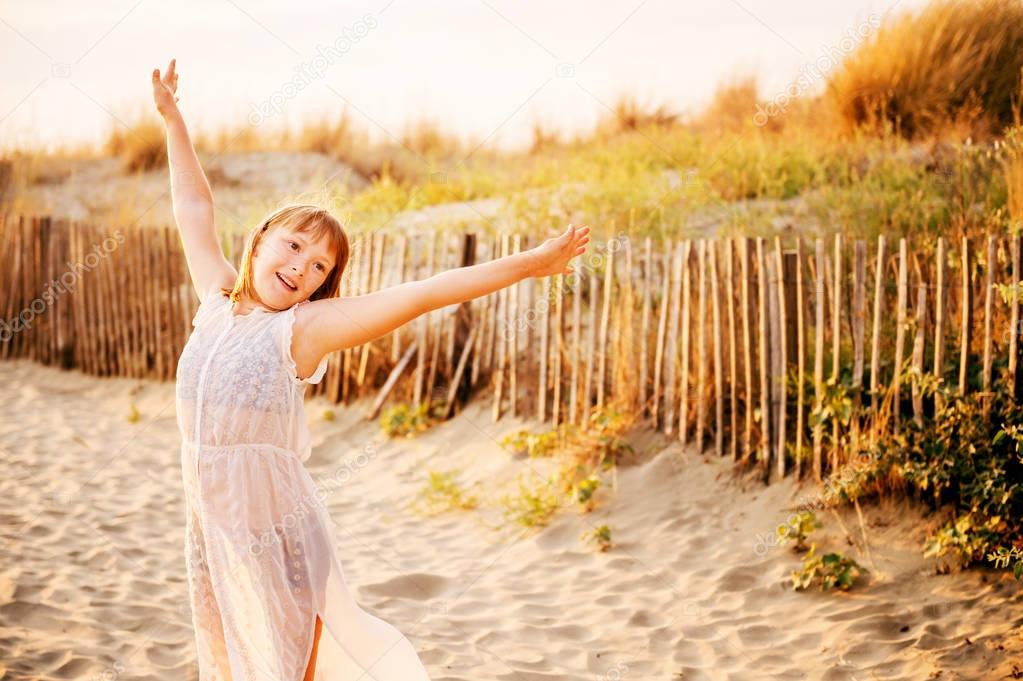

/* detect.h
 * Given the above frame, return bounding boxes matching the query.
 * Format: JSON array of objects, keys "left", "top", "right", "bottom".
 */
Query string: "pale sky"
[{"left": 0, "top": 0, "right": 929, "bottom": 153}]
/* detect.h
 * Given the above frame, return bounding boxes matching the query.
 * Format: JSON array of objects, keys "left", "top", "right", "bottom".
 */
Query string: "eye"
[{"left": 288, "top": 240, "right": 299, "bottom": 250}]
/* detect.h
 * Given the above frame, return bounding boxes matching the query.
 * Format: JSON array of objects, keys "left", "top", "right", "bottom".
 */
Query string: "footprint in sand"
[{"left": 361, "top": 572, "right": 450, "bottom": 601}]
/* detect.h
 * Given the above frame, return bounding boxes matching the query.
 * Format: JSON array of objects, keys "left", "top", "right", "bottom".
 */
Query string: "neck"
[{"left": 232, "top": 296, "right": 276, "bottom": 314}]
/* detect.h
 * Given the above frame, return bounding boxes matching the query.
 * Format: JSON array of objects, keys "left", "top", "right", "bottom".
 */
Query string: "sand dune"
[
  {"left": 1, "top": 358, "right": 1021, "bottom": 680},
  {"left": 8, "top": 151, "right": 367, "bottom": 230}
]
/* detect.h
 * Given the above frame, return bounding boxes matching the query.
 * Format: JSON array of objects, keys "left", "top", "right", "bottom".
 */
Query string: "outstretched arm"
[
  {"left": 296, "top": 225, "right": 591, "bottom": 361},
  {"left": 153, "top": 58, "right": 236, "bottom": 299}
]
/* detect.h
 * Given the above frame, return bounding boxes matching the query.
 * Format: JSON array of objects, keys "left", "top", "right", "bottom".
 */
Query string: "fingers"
[
  {"left": 160, "top": 59, "right": 179, "bottom": 93},
  {"left": 569, "top": 224, "right": 590, "bottom": 251},
  {"left": 561, "top": 223, "right": 589, "bottom": 246}
]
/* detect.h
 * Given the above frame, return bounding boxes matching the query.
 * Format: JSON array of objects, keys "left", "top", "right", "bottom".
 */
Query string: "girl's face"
[{"left": 252, "top": 226, "right": 335, "bottom": 307}]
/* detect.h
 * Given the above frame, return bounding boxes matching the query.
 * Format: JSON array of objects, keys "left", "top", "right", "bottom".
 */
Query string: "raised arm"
[
  {"left": 152, "top": 58, "right": 236, "bottom": 300},
  {"left": 297, "top": 225, "right": 591, "bottom": 362}
]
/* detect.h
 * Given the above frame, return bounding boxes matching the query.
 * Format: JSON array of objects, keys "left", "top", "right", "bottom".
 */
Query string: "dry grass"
[
  {"left": 195, "top": 124, "right": 283, "bottom": 154},
  {"left": 592, "top": 93, "right": 679, "bottom": 139},
  {"left": 290, "top": 111, "right": 383, "bottom": 181},
  {"left": 399, "top": 117, "right": 463, "bottom": 158},
  {"left": 1002, "top": 125, "right": 1023, "bottom": 229},
  {"left": 103, "top": 115, "right": 167, "bottom": 173},
  {"left": 294, "top": 111, "right": 365, "bottom": 157},
  {"left": 826, "top": 0, "right": 1023, "bottom": 141},
  {"left": 529, "top": 119, "right": 562, "bottom": 155},
  {"left": 287, "top": 112, "right": 464, "bottom": 185},
  {"left": 0, "top": 159, "right": 12, "bottom": 201},
  {"left": 696, "top": 73, "right": 765, "bottom": 133}
]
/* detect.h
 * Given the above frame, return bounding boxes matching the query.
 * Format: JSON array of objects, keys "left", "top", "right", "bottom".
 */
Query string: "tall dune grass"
[
  {"left": 1001, "top": 126, "right": 1023, "bottom": 230},
  {"left": 827, "top": 0, "right": 1023, "bottom": 140},
  {"left": 696, "top": 74, "right": 764, "bottom": 134},
  {"left": 103, "top": 115, "right": 167, "bottom": 173},
  {"left": 591, "top": 94, "right": 678, "bottom": 140}
]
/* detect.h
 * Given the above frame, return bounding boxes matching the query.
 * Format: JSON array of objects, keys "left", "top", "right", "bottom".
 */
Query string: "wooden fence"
[{"left": 2, "top": 214, "right": 1022, "bottom": 483}]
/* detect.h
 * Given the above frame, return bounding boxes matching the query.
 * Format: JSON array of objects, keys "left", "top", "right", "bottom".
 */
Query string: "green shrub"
[
  {"left": 988, "top": 546, "right": 1023, "bottom": 580},
  {"left": 413, "top": 469, "right": 478, "bottom": 515},
  {"left": 573, "top": 474, "right": 602, "bottom": 512},
  {"left": 792, "top": 544, "right": 868, "bottom": 591},
  {"left": 776, "top": 511, "right": 821, "bottom": 552},
  {"left": 379, "top": 402, "right": 445, "bottom": 438},
  {"left": 827, "top": 374, "right": 1023, "bottom": 573},
  {"left": 498, "top": 428, "right": 561, "bottom": 458},
  {"left": 581, "top": 524, "right": 613, "bottom": 552},
  {"left": 499, "top": 476, "right": 561, "bottom": 529}
]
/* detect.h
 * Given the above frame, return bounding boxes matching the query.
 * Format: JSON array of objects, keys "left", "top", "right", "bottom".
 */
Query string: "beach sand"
[{"left": 1, "top": 358, "right": 1021, "bottom": 680}]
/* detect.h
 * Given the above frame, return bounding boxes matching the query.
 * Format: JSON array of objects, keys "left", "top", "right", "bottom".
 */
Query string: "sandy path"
[{"left": 1, "top": 359, "right": 1021, "bottom": 680}]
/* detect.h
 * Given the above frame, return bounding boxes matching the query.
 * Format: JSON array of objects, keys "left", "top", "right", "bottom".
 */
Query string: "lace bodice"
[{"left": 175, "top": 288, "right": 328, "bottom": 462}]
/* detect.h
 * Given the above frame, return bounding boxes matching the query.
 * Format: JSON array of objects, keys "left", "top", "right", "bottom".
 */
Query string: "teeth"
[{"left": 277, "top": 272, "right": 297, "bottom": 290}]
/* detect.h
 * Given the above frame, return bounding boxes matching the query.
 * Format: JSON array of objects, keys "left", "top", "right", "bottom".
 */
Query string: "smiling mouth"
[{"left": 276, "top": 272, "right": 298, "bottom": 291}]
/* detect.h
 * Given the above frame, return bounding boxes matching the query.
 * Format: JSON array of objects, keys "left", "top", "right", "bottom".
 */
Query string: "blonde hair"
[{"left": 222, "top": 204, "right": 350, "bottom": 307}]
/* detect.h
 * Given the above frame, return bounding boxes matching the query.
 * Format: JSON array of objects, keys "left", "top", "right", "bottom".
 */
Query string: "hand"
[
  {"left": 152, "top": 58, "right": 181, "bottom": 119},
  {"left": 526, "top": 223, "right": 591, "bottom": 278}
]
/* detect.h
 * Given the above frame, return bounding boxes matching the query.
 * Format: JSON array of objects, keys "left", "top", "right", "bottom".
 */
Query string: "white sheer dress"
[{"left": 176, "top": 287, "right": 431, "bottom": 680}]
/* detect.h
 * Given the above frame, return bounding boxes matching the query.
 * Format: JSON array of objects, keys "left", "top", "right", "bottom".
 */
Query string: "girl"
[{"left": 152, "top": 59, "right": 590, "bottom": 681}]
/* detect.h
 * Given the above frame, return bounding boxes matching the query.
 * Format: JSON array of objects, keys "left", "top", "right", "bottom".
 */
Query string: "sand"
[{"left": 1, "top": 357, "right": 1021, "bottom": 681}]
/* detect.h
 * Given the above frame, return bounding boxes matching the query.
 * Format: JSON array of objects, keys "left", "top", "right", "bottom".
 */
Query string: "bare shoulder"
[
  {"left": 292, "top": 296, "right": 343, "bottom": 348},
  {"left": 288, "top": 300, "right": 327, "bottom": 378}
]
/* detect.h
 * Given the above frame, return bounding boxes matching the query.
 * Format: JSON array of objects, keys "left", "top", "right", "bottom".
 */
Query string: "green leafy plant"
[
  {"left": 581, "top": 524, "right": 613, "bottom": 552},
  {"left": 791, "top": 544, "right": 868, "bottom": 591},
  {"left": 807, "top": 375, "right": 854, "bottom": 434},
  {"left": 413, "top": 469, "right": 478, "bottom": 515},
  {"left": 924, "top": 512, "right": 1007, "bottom": 566},
  {"left": 829, "top": 373, "right": 1023, "bottom": 573},
  {"left": 498, "top": 428, "right": 561, "bottom": 458},
  {"left": 587, "top": 407, "right": 636, "bottom": 468},
  {"left": 499, "top": 406, "right": 635, "bottom": 471},
  {"left": 573, "top": 474, "right": 602, "bottom": 512},
  {"left": 987, "top": 546, "right": 1023, "bottom": 581},
  {"left": 499, "top": 475, "right": 562, "bottom": 529},
  {"left": 379, "top": 402, "right": 445, "bottom": 438},
  {"left": 776, "top": 511, "right": 821, "bottom": 552},
  {"left": 992, "top": 422, "right": 1023, "bottom": 457},
  {"left": 492, "top": 406, "right": 635, "bottom": 530}
]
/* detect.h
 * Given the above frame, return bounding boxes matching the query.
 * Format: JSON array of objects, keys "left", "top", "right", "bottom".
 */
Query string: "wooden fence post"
[
  {"left": 813, "top": 238, "right": 825, "bottom": 481},
  {"left": 959, "top": 237, "right": 971, "bottom": 395},
  {"left": 893, "top": 238, "right": 909, "bottom": 434},
  {"left": 934, "top": 236, "right": 947, "bottom": 410},
  {"left": 757, "top": 237, "right": 771, "bottom": 478},
  {"left": 982, "top": 235, "right": 996, "bottom": 414}
]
